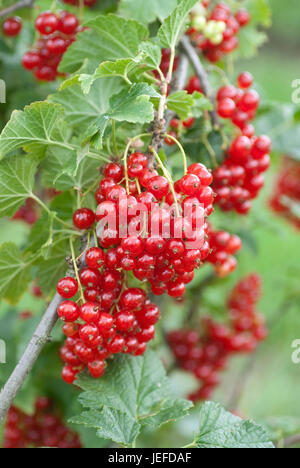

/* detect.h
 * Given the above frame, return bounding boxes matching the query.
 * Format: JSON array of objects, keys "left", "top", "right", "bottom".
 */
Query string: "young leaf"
[
  {"left": 0, "top": 102, "right": 64, "bottom": 157},
  {"left": 0, "top": 242, "right": 32, "bottom": 304},
  {"left": 119, "top": 0, "right": 178, "bottom": 26},
  {"left": 158, "top": 0, "right": 198, "bottom": 49},
  {"left": 84, "top": 83, "right": 160, "bottom": 148},
  {"left": 0, "top": 155, "right": 37, "bottom": 218},
  {"left": 193, "top": 402, "right": 274, "bottom": 449},
  {"left": 167, "top": 91, "right": 194, "bottom": 120},
  {"left": 139, "top": 41, "right": 162, "bottom": 70},
  {"left": 70, "top": 350, "right": 193, "bottom": 447},
  {"left": 59, "top": 15, "right": 148, "bottom": 74}
]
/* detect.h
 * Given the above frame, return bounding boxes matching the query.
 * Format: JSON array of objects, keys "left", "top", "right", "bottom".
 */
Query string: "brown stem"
[
  {"left": 150, "top": 52, "right": 189, "bottom": 155},
  {"left": 181, "top": 35, "right": 219, "bottom": 128},
  {"left": 0, "top": 0, "right": 35, "bottom": 17}
]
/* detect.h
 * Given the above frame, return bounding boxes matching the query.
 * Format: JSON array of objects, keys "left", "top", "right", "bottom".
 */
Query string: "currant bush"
[
  {"left": 168, "top": 274, "right": 267, "bottom": 401},
  {"left": 3, "top": 399, "right": 81, "bottom": 448}
]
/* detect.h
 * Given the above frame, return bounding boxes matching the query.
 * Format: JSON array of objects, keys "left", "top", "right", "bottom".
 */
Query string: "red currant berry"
[
  {"left": 73, "top": 208, "right": 95, "bottom": 229},
  {"left": 35, "top": 12, "right": 59, "bottom": 35},
  {"left": 85, "top": 247, "right": 105, "bottom": 268},
  {"left": 237, "top": 72, "right": 253, "bottom": 89},
  {"left": 2, "top": 17, "right": 22, "bottom": 37},
  {"left": 57, "top": 277, "right": 78, "bottom": 299},
  {"left": 57, "top": 301, "right": 80, "bottom": 322},
  {"left": 88, "top": 360, "right": 106, "bottom": 378}
]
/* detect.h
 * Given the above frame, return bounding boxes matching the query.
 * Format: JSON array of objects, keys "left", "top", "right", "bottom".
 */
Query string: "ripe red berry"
[
  {"left": 80, "top": 302, "right": 100, "bottom": 323},
  {"left": 235, "top": 9, "right": 251, "bottom": 26},
  {"left": 85, "top": 247, "right": 105, "bottom": 268},
  {"left": 147, "top": 176, "right": 169, "bottom": 200},
  {"left": 35, "top": 12, "right": 59, "bottom": 35},
  {"left": 79, "top": 267, "right": 101, "bottom": 288},
  {"left": 22, "top": 51, "right": 42, "bottom": 70},
  {"left": 57, "top": 301, "right": 80, "bottom": 322},
  {"left": 180, "top": 174, "right": 201, "bottom": 196},
  {"left": 120, "top": 288, "right": 146, "bottom": 310},
  {"left": 62, "top": 365, "right": 77, "bottom": 384},
  {"left": 73, "top": 208, "right": 95, "bottom": 229},
  {"left": 2, "top": 17, "right": 22, "bottom": 37},
  {"left": 79, "top": 323, "right": 99, "bottom": 345},
  {"left": 217, "top": 98, "right": 236, "bottom": 118},
  {"left": 104, "top": 163, "right": 124, "bottom": 182},
  {"left": 88, "top": 360, "right": 106, "bottom": 378},
  {"left": 58, "top": 12, "right": 79, "bottom": 35},
  {"left": 57, "top": 277, "right": 78, "bottom": 299},
  {"left": 237, "top": 72, "right": 253, "bottom": 89}
]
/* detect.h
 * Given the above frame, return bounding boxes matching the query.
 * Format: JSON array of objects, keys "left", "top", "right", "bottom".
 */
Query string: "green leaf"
[
  {"left": 41, "top": 148, "right": 101, "bottom": 192},
  {"left": 59, "top": 14, "right": 148, "bottom": 74},
  {"left": 79, "top": 57, "right": 152, "bottom": 94},
  {"left": 194, "top": 402, "right": 274, "bottom": 449},
  {"left": 70, "top": 350, "right": 193, "bottom": 447},
  {"left": 34, "top": 240, "right": 69, "bottom": 295},
  {"left": 245, "top": 0, "right": 272, "bottom": 27},
  {"left": 0, "top": 102, "right": 64, "bottom": 158},
  {"left": 191, "top": 91, "right": 213, "bottom": 116},
  {"left": 71, "top": 408, "right": 140, "bottom": 446},
  {"left": 119, "top": 0, "right": 178, "bottom": 25},
  {"left": 167, "top": 91, "right": 194, "bottom": 120},
  {"left": 139, "top": 41, "right": 162, "bottom": 70},
  {"left": 158, "top": 0, "right": 198, "bottom": 49},
  {"left": 50, "top": 78, "right": 124, "bottom": 132},
  {"left": 85, "top": 83, "right": 160, "bottom": 148},
  {"left": 0, "top": 242, "right": 32, "bottom": 304},
  {"left": 0, "top": 155, "right": 37, "bottom": 218}
]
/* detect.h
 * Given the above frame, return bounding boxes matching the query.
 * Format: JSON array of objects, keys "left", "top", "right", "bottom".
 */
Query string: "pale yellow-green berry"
[
  {"left": 210, "top": 33, "right": 224, "bottom": 45},
  {"left": 214, "top": 21, "right": 227, "bottom": 34},
  {"left": 192, "top": 15, "right": 206, "bottom": 31},
  {"left": 203, "top": 20, "right": 218, "bottom": 39}
]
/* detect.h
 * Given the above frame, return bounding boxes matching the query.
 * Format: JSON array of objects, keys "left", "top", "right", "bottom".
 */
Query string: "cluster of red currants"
[
  {"left": 22, "top": 11, "right": 80, "bottom": 81},
  {"left": 58, "top": 271, "right": 160, "bottom": 383},
  {"left": 2, "top": 16, "right": 22, "bottom": 37},
  {"left": 212, "top": 74, "right": 271, "bottom": 214},
  {"left": 269, "top": 157, "right": 300, "bottom": 230},
  {"left": 188, "top": 2, "right": 251, "bottom": 63},
  {"left": 167, "top": 274, "right": 267, "bottom": 401},
  {"left": 3, "top": 398, "right": 81, "bottom": 448},
  {"left": 94, "top": 158, "right": 215, "bottom": 298},
  {"left": 206, "top": 225, "right": 242, "bottom": 277}
]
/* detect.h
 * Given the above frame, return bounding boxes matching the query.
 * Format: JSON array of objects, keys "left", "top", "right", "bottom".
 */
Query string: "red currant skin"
[
  {"left": 237, "top": 72, "right": 253, "bottom": 89},
  {"left": 58, "top": 12, "right": 79, "bottom": 35},
  {"left": 217, "top": 98, "right": 236, "bottom": 119},
  {"left": 85, "top": 247, "right": 105, "bottom": 268},
  {"left": 35, "top": 12, "right": 59, "bottom": 35},
  {"left": 57, "top": 301, "right": 80, "bottom": 322},
  {"left": 57, "top": 277, "right": 78, "bottom": 299},
  {"left": 104, "top": 162, "right": 124, "bottom": 182},
  {"left": 235, "top": 9, "right": 251, "bottom": 26},
  {"left": 147, "top": 176, "right": 169, "bottom": 200},
  {"left": 120, "top": 288, "right": 146, "bottom": 311},
  {"left": 180, "top": 174, "right": 201, "bottom": 196},
  {"left": 73, "top": 208, "right": 95, "bottom": 229},
  {"left": 88, "top": 360, "right": 106, "bottom": 378},
  {"left": 22, "top": 51, "right": 42, "bottom": 71},
  {"left": 2, "top": 17, "right": 22, "bottom": 37},
  {"left": 62, "top": 365, "right": 77, "bottom": 384}
]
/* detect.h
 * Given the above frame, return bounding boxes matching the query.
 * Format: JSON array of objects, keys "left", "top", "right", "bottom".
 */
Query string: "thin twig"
[
  {"left": 181, "top": 35, "right": 219, "bottom": 128},
  {"left": 0, "top": 0, "right": 35, "bottom": 18},
  {"left": 150, "top": 52, "right": 189, "bottom": 154}
]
